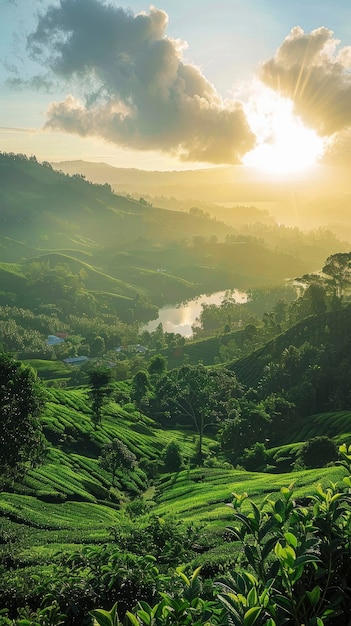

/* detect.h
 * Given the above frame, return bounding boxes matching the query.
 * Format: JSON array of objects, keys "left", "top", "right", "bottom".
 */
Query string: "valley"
[{"left": 2, "top": 153, "right": 351, "bottom": 625}]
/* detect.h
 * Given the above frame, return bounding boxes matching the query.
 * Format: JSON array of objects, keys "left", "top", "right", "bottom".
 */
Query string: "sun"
[{"left": 242, "top": 85, "right": 325, "bottom": 177}]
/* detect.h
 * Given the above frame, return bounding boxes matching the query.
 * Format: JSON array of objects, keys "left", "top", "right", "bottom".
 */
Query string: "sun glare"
[{"left": 242, "top": 86, "right": 325, "bottom": 177}]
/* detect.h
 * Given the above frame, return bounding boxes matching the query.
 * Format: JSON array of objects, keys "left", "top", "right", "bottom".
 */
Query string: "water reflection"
[{"left": 144, "top": 289, "right": 247, "bottom": 337}]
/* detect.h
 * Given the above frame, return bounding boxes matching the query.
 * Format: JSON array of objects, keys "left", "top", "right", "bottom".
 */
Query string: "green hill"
[
  {"left": 1, "top": 152, "right": 345, "bottom": 325},
  {"left": 230, "top": 305, "right": 351, "bottom": 388},
  {"left": 0, "top": 153, "right": 232, "bottom": 256}
]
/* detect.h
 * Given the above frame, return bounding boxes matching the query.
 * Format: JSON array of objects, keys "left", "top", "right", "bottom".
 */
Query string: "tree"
[
  {"left": 297, "top": 436, "right": 339, "bottom": 469},
  {"left": 0, "top": 353, "right": 46, "bottom": 483},
  {"left": 131, "top": 370, "right": 151, "bottom": 410},
  {"left": 295, "top": 252, "right": 351, "bottom": 311},
  {"left": 163, "top": 441, "right": 183, "bottom": 472},
  {"left": 322, "top": 252, "right": 351, "bottom": 303},
  {"left": 303, "top": 282, "right": 327, "bottom": 315},
  {"left": 99, "top": 438, "right": 137, "bottom": 485},
  {"left": 88, "top": 367, "right": 113, "bottom": 425},
  {"left": 154, "top": 365, "right": 243, "bottom": 465},
  {"left": 148, "top": 354, "right": 167, "bottom": 381},
  {"left": 90, "top": 335, "right": 105, "bottom": 357},
  {"left": 219, "top": 398, "right": 270, "bottom": 461}
]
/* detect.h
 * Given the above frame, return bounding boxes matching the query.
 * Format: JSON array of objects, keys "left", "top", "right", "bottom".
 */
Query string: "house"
[
  {"left": 63, "top": 356, "right": 89, "bottom": 365},
  {"left": 135, "top": 344, "right": 147, "bottom": 353},
  {"left": 46, "top": 335, "right": 65, "bottom": 346}
]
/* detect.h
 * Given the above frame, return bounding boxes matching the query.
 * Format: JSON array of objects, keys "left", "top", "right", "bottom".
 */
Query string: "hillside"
[
  {"left": 0, "top": 153, "right": 232, "bottom": 257},
  {"left": 1, "top": 152, "right": 340, "bottom": 328},
  {"left": 230, "top": 305, "right": 351, "bottom": 389},
  {"left": 52, "top": 160, "right": 351, "bottom": 240},
  {"left": 1, "top": 358, "right": 351, "bottom": 623},
  {"left": 3, "top": 152, "right": 351, "bottom": 623}
]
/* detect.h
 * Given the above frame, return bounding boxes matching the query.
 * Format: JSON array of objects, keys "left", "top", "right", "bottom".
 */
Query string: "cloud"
[
  {"left": 259, "top": 26, "right": 351, "bottom": 137},
  {"left": 25, "top": 0, "right": 255, "bottom": 164},
  {"left": 322, "top": 129, "right": 351, "bottom": 165}
]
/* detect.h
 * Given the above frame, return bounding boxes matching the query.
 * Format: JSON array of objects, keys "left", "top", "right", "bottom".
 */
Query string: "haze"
[{"left": 2, "top": 0, "right": 351, "bottom": 234}]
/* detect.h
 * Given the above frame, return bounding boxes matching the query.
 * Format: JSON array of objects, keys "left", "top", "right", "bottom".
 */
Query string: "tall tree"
[
  {"left": 99, "top": 438, "right": 137, "bottom": 486},
  {"left": 154, "top": 364, "right": 243, "bottom": 465},
  {"left": 131, "top": 370, "right": 151, "bottom": 410},
  {"left": 88, "top": 367, "right": 113, "bottom": 425},
  {"left": 0, "top": 353, "right": 46, "bottom": 484},
  {"left": 163, "top": 440, "right": 183, "bottom": 472},
  {"left": 295, "top": 252, "right": 351, "bottom": 310},
  {"left": 148, "top": 354, "right": 167, "bottom": 381},
  {"left": 322, "top": 252, "right": 351, "bottom": 303}
]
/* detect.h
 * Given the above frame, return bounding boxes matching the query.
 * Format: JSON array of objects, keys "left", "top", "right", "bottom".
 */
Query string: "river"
[{"left": 143, "top": 289, "right": 247, "bottom": 337}]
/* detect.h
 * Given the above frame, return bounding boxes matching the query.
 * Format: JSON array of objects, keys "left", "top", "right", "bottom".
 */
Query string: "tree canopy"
[
  {"left": 88, "top": 367, "right": 113, "bottom": 425},
  {"left": 99, "top": 438, "right": 137, "bottom": 485},
  {"left": 0, "top": 353, "right": 46, "bottom": 483},
  {"left": 154, "top": 364, "right": 243, "bottom": 464}
]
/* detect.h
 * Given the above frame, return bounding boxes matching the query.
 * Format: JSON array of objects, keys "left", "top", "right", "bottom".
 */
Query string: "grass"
[
  {"left": 2, "top": 386, "right": 349, "bottom": 536},
  {"left": 0, "top": 493, "right": 120, "bottom": 530},
  {"left": 0, "top": 387, "right": 213, "bottom": 512},
  {"left": 152, "top": 465, "right": 347, "bottom": 525},
  {"left": 288, "top": 410, "right": 351, "bottom": 444},
  {"left": 1, "top": 381, "right": 350, "bottom": 601},
  {"left": 24, "top": 359, "right": 72, "bottom": 381}
]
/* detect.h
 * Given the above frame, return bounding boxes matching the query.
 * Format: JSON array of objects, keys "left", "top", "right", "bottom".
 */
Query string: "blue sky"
[{"left": 1, "top": 0, "right": 351, "bottom": 169}]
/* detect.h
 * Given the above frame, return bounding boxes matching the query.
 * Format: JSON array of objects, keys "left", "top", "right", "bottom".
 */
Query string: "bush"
[
  {"left": 239, "top": 442, "right": 267, "bottom": 471},
  {"left": 216, "top": 448, "right": 351, "bottom": 625},
  {"left": 296, "top": 435, "right": 339, "bottom": 469},
  {"left": 162, "top": 441, "right": 183, "bottom": 473}
]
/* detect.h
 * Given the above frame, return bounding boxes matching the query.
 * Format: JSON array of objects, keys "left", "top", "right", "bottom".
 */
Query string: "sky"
[{"left": 1, "top": 0, "right": 351, "bottom": 171}]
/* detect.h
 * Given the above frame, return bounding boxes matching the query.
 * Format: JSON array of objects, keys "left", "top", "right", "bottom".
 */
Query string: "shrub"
[
  {"left": 216, "top": 444, "right": 351, "bottom": 625},
  {"left": 162, "top": 441, "right": 183, "bottom": 473},
  {"left": 239, "top": 442, "right": 267, "bottom": 471},
  {"left": 296, "top": 435, "right": 339, "bottom": 469}
]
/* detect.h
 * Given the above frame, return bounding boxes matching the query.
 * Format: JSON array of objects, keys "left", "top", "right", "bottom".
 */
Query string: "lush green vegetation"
[{"left": 3, "top": 152, "right": 351, "bottom": 624}]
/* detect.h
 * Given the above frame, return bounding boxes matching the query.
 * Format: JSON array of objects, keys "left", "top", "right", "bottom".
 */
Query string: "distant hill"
[
  {"left": 52, "top": 160, "right": 351, "bottom": 241},
  {"left": 0, "top": 152, "right": 347, "bottom": 324},
  {"left": 51, "top": 159, "right": 351, "bottom": 203},
  {"left": 50, "top": 160, "right": 247, "bottom": 200},
  {"left": 0, "top": 153, "right": 233, "bottom": 256}
]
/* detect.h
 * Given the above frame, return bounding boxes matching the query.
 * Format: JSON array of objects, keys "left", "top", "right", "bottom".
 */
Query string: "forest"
[{"left": 2, "top": 153, "right": 351, "bottom": 625}]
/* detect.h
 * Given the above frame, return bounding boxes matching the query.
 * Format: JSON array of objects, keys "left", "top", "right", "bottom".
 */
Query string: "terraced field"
[{"left": 153, "top": 465, "right": 346, "bottom": 524}]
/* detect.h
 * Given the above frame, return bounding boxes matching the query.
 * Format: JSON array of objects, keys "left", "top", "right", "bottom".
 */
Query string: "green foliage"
[
  {"left": 0, "top": 353, "right": 46, "bottom": 484},
  {"left": 89, "top": 368, "right": 113, "bottom": 425},
  {"left": 131, "top": 371, "right": 152, "bottom": 410},
  {"left": 239, "top": 442, "right": 268, "bottom": 472},
  {"left": 147, "top": 354, "right": 167, "bottom": 380},
  {"left": 219, "top": 390, "right": 272, "bottom": 462},
  {"left": 296, "top": 436, "right": 339, "bottom": 469},
  {"left": 217, "top": 451, "right": 351, "bottom": 625},
  {"left": 12, "top": 602, "right": 66, "bottom": 626},
  {"left": 90, "top": 453, "right": 351, "bottom": 623},
  {"left": 110, "top": 515, "right": 199, "bottom": 565},
  {"left": 91, "top": 603, "right": 122, "bottom": 626},
  {"left": 154, "top": 364, "right": 243, "bottom": 464},
  {"left": 162, "top": 441, "right": 184, "bottom": 473},
  {"left": 126, "top": 566, "right": 224, "bottom": 626},
  {"left": 99, "top": 439, "right": 137, "bottom": 486}
]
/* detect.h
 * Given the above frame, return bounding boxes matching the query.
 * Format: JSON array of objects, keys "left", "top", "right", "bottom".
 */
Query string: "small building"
[
  {"left": 63, "top": 356, "right": 89, "bottom": 366},
  {"left": 46, "top": 335, "right": 65, "bottom": 346},
  {"left": 135, "top": 344, "right": 147, "bottom": 353}
]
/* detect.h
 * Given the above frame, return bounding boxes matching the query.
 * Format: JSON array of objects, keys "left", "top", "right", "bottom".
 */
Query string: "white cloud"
[
  {"left": 260, "top": 26, "right": 351, "bottom": 136},
  {"left": 26, "top": 0, "right": 255, "bottom": 164}
]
